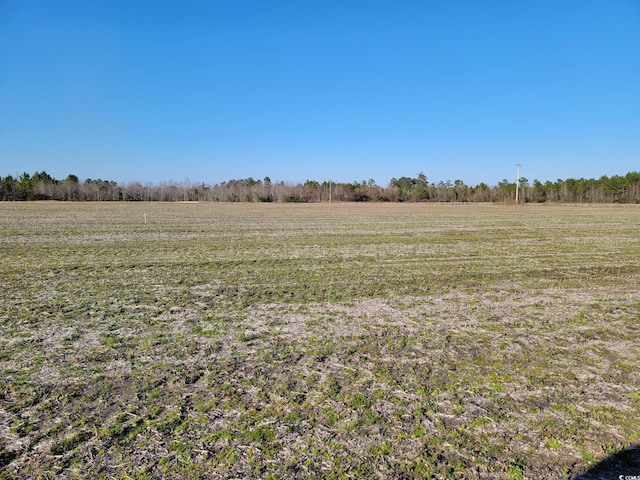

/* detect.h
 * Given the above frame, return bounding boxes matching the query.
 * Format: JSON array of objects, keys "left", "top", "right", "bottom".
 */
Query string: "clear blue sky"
[{"left": 1, "top": 0, "right": 638, "bottom": 186}]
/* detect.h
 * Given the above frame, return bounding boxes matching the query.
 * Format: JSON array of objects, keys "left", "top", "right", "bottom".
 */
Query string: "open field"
[{"left": 1, "top": 202, "right": 639, "bottom": 479}]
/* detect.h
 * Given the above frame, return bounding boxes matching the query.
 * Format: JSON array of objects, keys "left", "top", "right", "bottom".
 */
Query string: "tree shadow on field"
[{"left": 574, "top": 445, "right": 640, "bottom": 479}]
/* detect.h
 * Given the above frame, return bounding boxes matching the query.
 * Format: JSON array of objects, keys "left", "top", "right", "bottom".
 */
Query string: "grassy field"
[{"left": 1, "top": 202, "right": 639, "bottom": 479}]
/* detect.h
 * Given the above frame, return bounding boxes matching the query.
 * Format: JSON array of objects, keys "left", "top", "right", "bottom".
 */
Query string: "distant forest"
[{"left": 2, "top": 171, "right": 640, "bottom": 203}]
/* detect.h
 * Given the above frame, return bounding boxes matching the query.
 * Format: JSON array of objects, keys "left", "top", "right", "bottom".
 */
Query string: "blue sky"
[{"left": 1, "top": 0, "right": 638, "bottom": 186}]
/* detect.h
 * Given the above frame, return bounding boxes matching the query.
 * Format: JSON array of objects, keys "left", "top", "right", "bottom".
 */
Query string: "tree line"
[{"left": 2, "top": 170, "right": 640, "bottom": 203}]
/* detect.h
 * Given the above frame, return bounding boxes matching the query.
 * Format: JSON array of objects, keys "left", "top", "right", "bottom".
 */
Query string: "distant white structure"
[{"left": 515, "top": 164, "right": 523, "bottom": 204}]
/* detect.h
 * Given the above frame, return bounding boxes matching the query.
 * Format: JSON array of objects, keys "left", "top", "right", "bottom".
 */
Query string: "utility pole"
[
  {"left": 329, "top": 180, "right": 332, "bottom": 203},
  {"left": 515, "top": 164, "right": 522, "bottom": 204}
]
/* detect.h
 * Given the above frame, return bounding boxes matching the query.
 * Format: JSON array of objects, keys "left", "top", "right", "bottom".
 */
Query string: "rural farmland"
[{"left": 1, "top": 202, "right": 639, "bottom": 479}]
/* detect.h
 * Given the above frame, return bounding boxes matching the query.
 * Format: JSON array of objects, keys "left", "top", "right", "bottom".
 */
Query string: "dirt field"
[{"left": 1, "top": 202, "right": 639, "bottom": 479}]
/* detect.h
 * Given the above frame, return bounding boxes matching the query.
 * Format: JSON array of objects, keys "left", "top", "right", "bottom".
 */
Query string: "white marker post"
[{"left": 515, "top": 164, "right": 522, "bottom": 204}]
